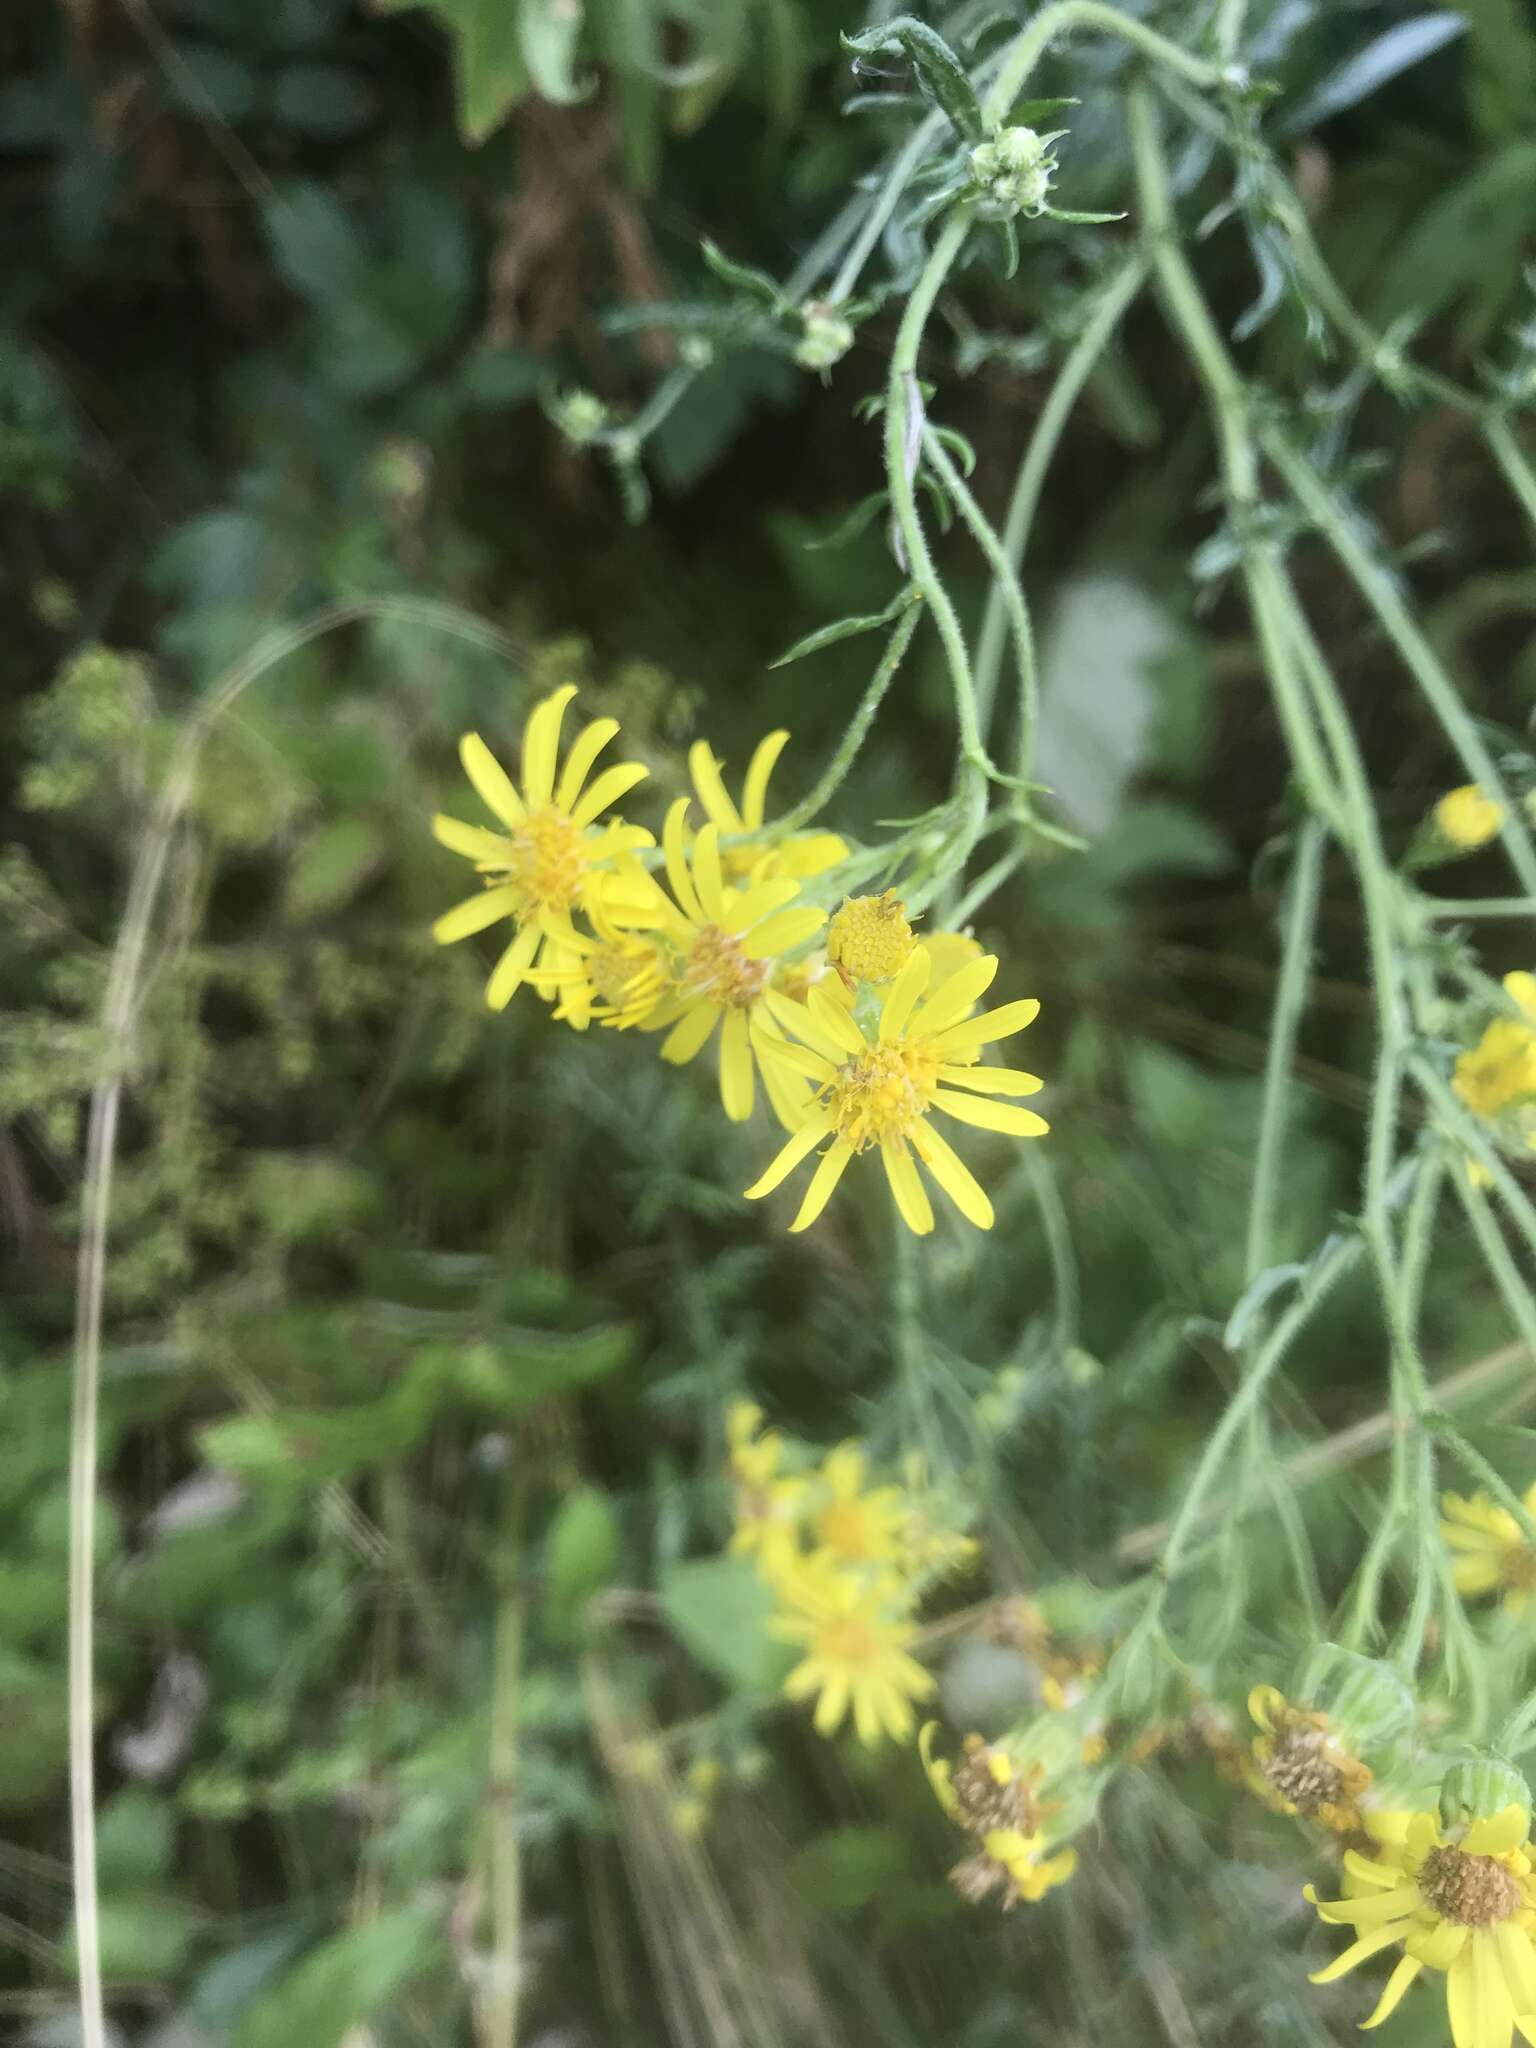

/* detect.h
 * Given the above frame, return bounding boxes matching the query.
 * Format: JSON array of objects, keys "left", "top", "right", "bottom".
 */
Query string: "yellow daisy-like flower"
[
  {"left": 773, "top": 1561, "right": 933, "bottom": 1746},
  {"left": 746, "top": 947, "right": 1047, "bottom": 1235},
  {"left": 1436, "top": 785, "right": 1507, "bottom": 852},
  {"left": 638, "top": 798, "right": 827, "bottom": 1125},
  {"left": 918, "top": 1725, "right": 1078, "bottom": 1910},
  {"left": 1454, "top": 976, "right": 1536, "bottom": 1123},
  {"left": 1248, "top": 1685, "right": 1373, "bottom": 1833},
  {"left": 431, "top": 685, "right": 656, "bottom": 1009},
  {"left": 1306, "top": 1806, "right": 1536, "bottom": 2046},
  {"left": 689, "top": 730, "right": 847, "bottom": 884},
  {"left": 1442, "top": 1488, "right": 1536, "bottom": 1616},
  {"left": 727, "top": 1402, "right": 806, "bottom": 1586},
  {"left": 811, "top": 1443, "right": 907, "bottom": 1567}
]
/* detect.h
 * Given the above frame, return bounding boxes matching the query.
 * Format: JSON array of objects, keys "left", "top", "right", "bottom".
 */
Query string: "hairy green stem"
[
  {"left": 1245, "top": 820, "right": 1326, "bottom": 1283},
  {"left": 771, "top": 601, "right": 923, "bottom": 835}
]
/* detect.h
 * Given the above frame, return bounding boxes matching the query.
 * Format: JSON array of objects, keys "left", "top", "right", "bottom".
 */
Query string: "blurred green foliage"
[{"left": 6, "top": 1, "right": 1536, "bottom": 2045}]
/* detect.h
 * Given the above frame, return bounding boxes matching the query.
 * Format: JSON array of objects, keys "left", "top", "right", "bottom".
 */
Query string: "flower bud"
[
  {"left": 794, "top": 303, "right": 855, "bottom": 372},
  {"left": 967, "top": 126, "right": 1059, "bottom": 222},
  {"left": 1439, "top": 1757, "right": 1532, "bottom": 1834},
  {"left": 551, "top": 389, "right": 609, "bottom": 447},
  {"left": 828, "top": 891, "right": 915, "bottom": 985},
  {"left": 1293, "top": 1644, "right": 1413, "bottom": 1753}
]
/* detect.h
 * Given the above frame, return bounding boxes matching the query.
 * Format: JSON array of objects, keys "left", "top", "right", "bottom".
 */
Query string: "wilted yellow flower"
[
  {"left": 811, "top": 1443, "right": 906, "bottom": 1567},
  {"left": 431, "top": 685, "right": 656, "bottom": 1009},
  {"left": 827, "top": 891, "right": 916, "bottom": 987},
  {"left": 1248, "top": 1685, "right": 1372, "bottom": 1833},
  {"left": 747, "top": 947, "right": 1047, "bottom": 1234},
  {"left": 919, "top": 1725, "right": 1077, "bottom": 1909},
  {"left": 1435, "top": 784, "right": 1506, "bottom": 851},
  {"left": 1442, "top": 1486, "right": 1536, "bottom": 1616},
  {"left": 1454, "top": 975, "right": 1536, "bottom": 1123},
  {"left": 773, "top": 1562, "right": 932, "bottom": 1746},
  {"left": 689, "top": 730, "right": 847, "bottom": 884},
  {"left": 1306, "top": 1806, "right": 1536, "bottom": 2044},
  {"left": 727, "top": 1402, "right": 805, "bottom": 1585},
  {"left": 635, "top": 799, "right": 827, "bottom": 1125}
]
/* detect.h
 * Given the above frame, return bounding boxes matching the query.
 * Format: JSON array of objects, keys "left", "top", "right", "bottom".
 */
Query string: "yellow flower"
[
  {"left": 811, "top": 1443, "right": 906, "bottom": 1566},
  {"left": 1442, "top": 1487, "right": 1536, "bottom": 1616},
  {"left": 827, "top": 891, "right": 916, "bottom": 987},
  {"left": 637, "top": 798, "right": 827, "bottom": 1125},
  {"left": 773, "top": 1562, "right": 933, "bottom": 1745},
  {"left": 918, "top": 929, "right": 985, "bottom": 989},
  {"left": 746, "top": 947, "right": 1047, "bottom": 1235},
  {"left": 1306, "top": 1806, "right": 1536, "bottom": 2046},
  {"left": 1436, "top": 785, "right": 1506, "bottom": 851},
  {"left": 727, "top": 1402, "right": 806, "bottom": 1585},
  {"left": 919, "top": 1725, "right": 1077, "bottom": 1910},
  {"left": 547, "top": 875, "right": 670, "bottom": 1032},
  {"left": 431, "top": 685, "right": 656, "bottom": 1009},
  {"left": 1454, "top": 976, "right": 1536, "bottom": 1123},
  {"left": 1247, "top": 1685, "right": 1372, "bottom": 1833},
  {"left": 689, "top": 730, "right": 847, "bottom": 884}
]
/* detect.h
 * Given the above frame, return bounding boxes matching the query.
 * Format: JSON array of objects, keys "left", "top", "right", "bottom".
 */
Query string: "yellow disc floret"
[
  {"left": 827, "top": 891, "right": 917, "bottom": 986},
  {"left": 1435, "top": 783, "right": 1506, "bottom": 851}
]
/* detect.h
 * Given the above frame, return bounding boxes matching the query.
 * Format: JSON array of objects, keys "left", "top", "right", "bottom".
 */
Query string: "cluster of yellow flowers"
[
  {"left": 1454, "top": 973, "right": 1536, "bottom": 1172},
  {"left": 430, "top": 687, "right": 1049, "bottom": 1234}
]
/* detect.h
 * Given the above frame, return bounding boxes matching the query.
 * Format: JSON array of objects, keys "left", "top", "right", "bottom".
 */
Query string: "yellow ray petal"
[
  {"left": 882, "top": 1139, "right": 933, "bottom": 1235},
  {"left": 722, "top": 879, "right": 801, "bottom": 935},
  {"left": 931, "top": 1088, "right": 1050, "bottom": 1138},
  {"left": 571, "top": 760, "right": 648, "bottom": 827},
  {"left": 660, "top": 1003, "right": 719, "bottom": 1066},
  {"left": 741, "top": 729, "right": 790, "bottom": 829},
  {"left": 878, "top": 947, "right": 932, "bottom": 1044},
  {"left": 741, "top": 907, "right": 826, "bottom": 960},
  {"left": 808, "top": 986, "right": 867, "bottom": 1056},
  {"left": 485, "top": 921, "right": 542, "bottom": 1009},
  {"left": 909, "top": 954, "right": 999, "bottom": 1037},
  {"left": 433, "top": 813, "right": 511, "bottom": 864},
  {"left": 789, "top": 1141, "right": 853, "bottom": 1231},
  {"left": 1308, "top": 1924, "right": 1413, "bottom": 1985},
  {"left": 912, "top": 1122, "right": 993, "bottom": 1228},
  {"left": 1361, "top": 1954, "right": 1423, "bottom": 2029},
  {"left": 664, "top": 798, "right": 705, "bottom": 924},
  {"left": 688, "top": 740, "right": 744, "bottom": 833},
  {"left": 1465, "top": 1808, "right": 1528, "bottom": 1857},
  {"left": 934, "top": 997, "right": 1041, "bottom": 1052},
  {"left": 521, "top": 683, "right": 577, "bottom": 805},
  {"left": 744, "top": 1117, "right": 829, "bottom": 1199},
  {"left": 719, "top": 1007, "right": 754, "bottom": 1122},
  {"left": 433, "top": 884, "right": 520, "bottom": 944},
  {"left": 935, "top": 1063, "right": 1044, "bottom": 1096},
  {"left": 460, "top": 732, "right": 525, "bottom": 829},
  {"left": 764, "top": 989, "right": 851, "bottom": 1066},
  {"left": 556, "top": 716, "right": 619, "bottom": 810},
  {"left": 694, "top": 822, "right": 727, "bottom": 922}
]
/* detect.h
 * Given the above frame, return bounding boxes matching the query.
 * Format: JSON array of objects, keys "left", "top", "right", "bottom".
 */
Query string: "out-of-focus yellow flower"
[
  {"left": 1442, "top": 1486, "right": 1536, "bottom": 1616},
  {"left": 827, "top": 891, "right": 916, "bottom": 987},
  {"left": 1306, "top": 1806, "right": 1536, "bottom": 2044},
  {"left": 1247, "top": 1685, "right": 1372, "bottom": 1833},
  {"left": 1435, "top": 784, "right": 1506, "bottom": 851},
  {"left": 747, "top": 947, "right": 1047, "bottom": 1234},
  {"left": 431, "top": 685, "right": 657, "bottom": 1009},
  {"left": 726, "top": 1402, "right": 806, "bottom": 1586},
  {"left": 636, "top": 798, "right": 827, "bottom": 1125},
  {"left": 918, "top": 929, "right": 985, "bottom": 991},
  {"left": 689, "top": 730, "right": 847, "bottom": 884},
  {"left": 1454, "top": 975, "right": 1536, "bottom": 1123},
  {"left": 919, "top": 1725, "right": 1077, "bottom": 1910},
  {"left": 773, "top": 1561, "right": 932, "bottom": 1746},
  {"left": 811, "top": 1443, "right": 906, "bottom": 1566}
]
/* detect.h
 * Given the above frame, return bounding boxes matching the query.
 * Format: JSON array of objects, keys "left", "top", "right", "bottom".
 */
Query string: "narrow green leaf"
[
  {"left": 545, "top": 1485, "right": 621, "bottom": 1639},
  {"left": 701, "top": 239, "right": 787, "bottom": 310},
  {"left": 769, "top": 586, "right": 916, "bottom": 668},
  {"left": 1278, "top": 12, "right": 1467, "bottom": 135},
  {"left": 519, "top": 0, "right": 591, "bottom": 106},
  {"left": 659, "top": 1556, "right": 792, "bottom": 1692},
  {"left": 841, "top": 17, "right": 982, "bottom": 143},
  {"left": 236, "top": 1910, "right": 437, "bottom": 2048}
]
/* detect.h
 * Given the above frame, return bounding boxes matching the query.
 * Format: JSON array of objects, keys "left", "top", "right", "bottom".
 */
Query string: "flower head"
[
  {"left": 827, "top": 891, "right": 916, "bottom": 987},
  {"left": 773, "top": 1561, "right": 932, "bottom": 1746},
  {"left": 746, "top": 947, "right": 1047, "bottom": 1234},
  {"left": 1436, "top": 785, "right": 1506, "bottom": 852},
  {"left": 1306, "top": 1805, "right": 1536, "bottom": 2046},
  {"left": 794, "top": 304, "right": 855, "bottom": 373},
  {"left": 920, "top": 1725, "right": 1077, "bottom": 1910},
  {"left": 810, "top": 1443, "right": 906, "bottom": 1567},
  {"left": 1248, "top": 1685, "right": 1373, "bottom": 1833},
  {"left": 1454, "top": 976, "right": 1536, "bottom": 1123},
  {"left": 431, "top": 685, "right": 655, "bottom": 1010},
  {"left": 1442, "top": 1486, "right": 1536, "bottom": 1616},
  {"left": 968, "top": 125, "right": 1061, "bottom": 220},
  {"left": 727, "top": 1402, "right": 805, "bottom": 1586},
  {"left": 637, "top": 798, "right": 827, "bottom": 1124},
  {"left": 688, "top": 731, "right": 847, "bottom": 886}
]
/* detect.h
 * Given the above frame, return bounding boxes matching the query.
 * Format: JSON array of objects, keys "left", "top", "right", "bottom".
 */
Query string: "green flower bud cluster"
[
  {"left": 551, "top": 388, "right": 610, "bottom": 447},
  {"left": 967, "top": 126, "right": 1062, "bottom": 222},
  {"left": 794, "top": 303, "right": 856, "bottom": 372}
]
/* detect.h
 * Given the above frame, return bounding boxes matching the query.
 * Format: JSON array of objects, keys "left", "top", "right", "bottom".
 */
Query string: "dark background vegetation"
[{"left": 4, "top": 1, "right": 1536, "bottom": 2043}]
